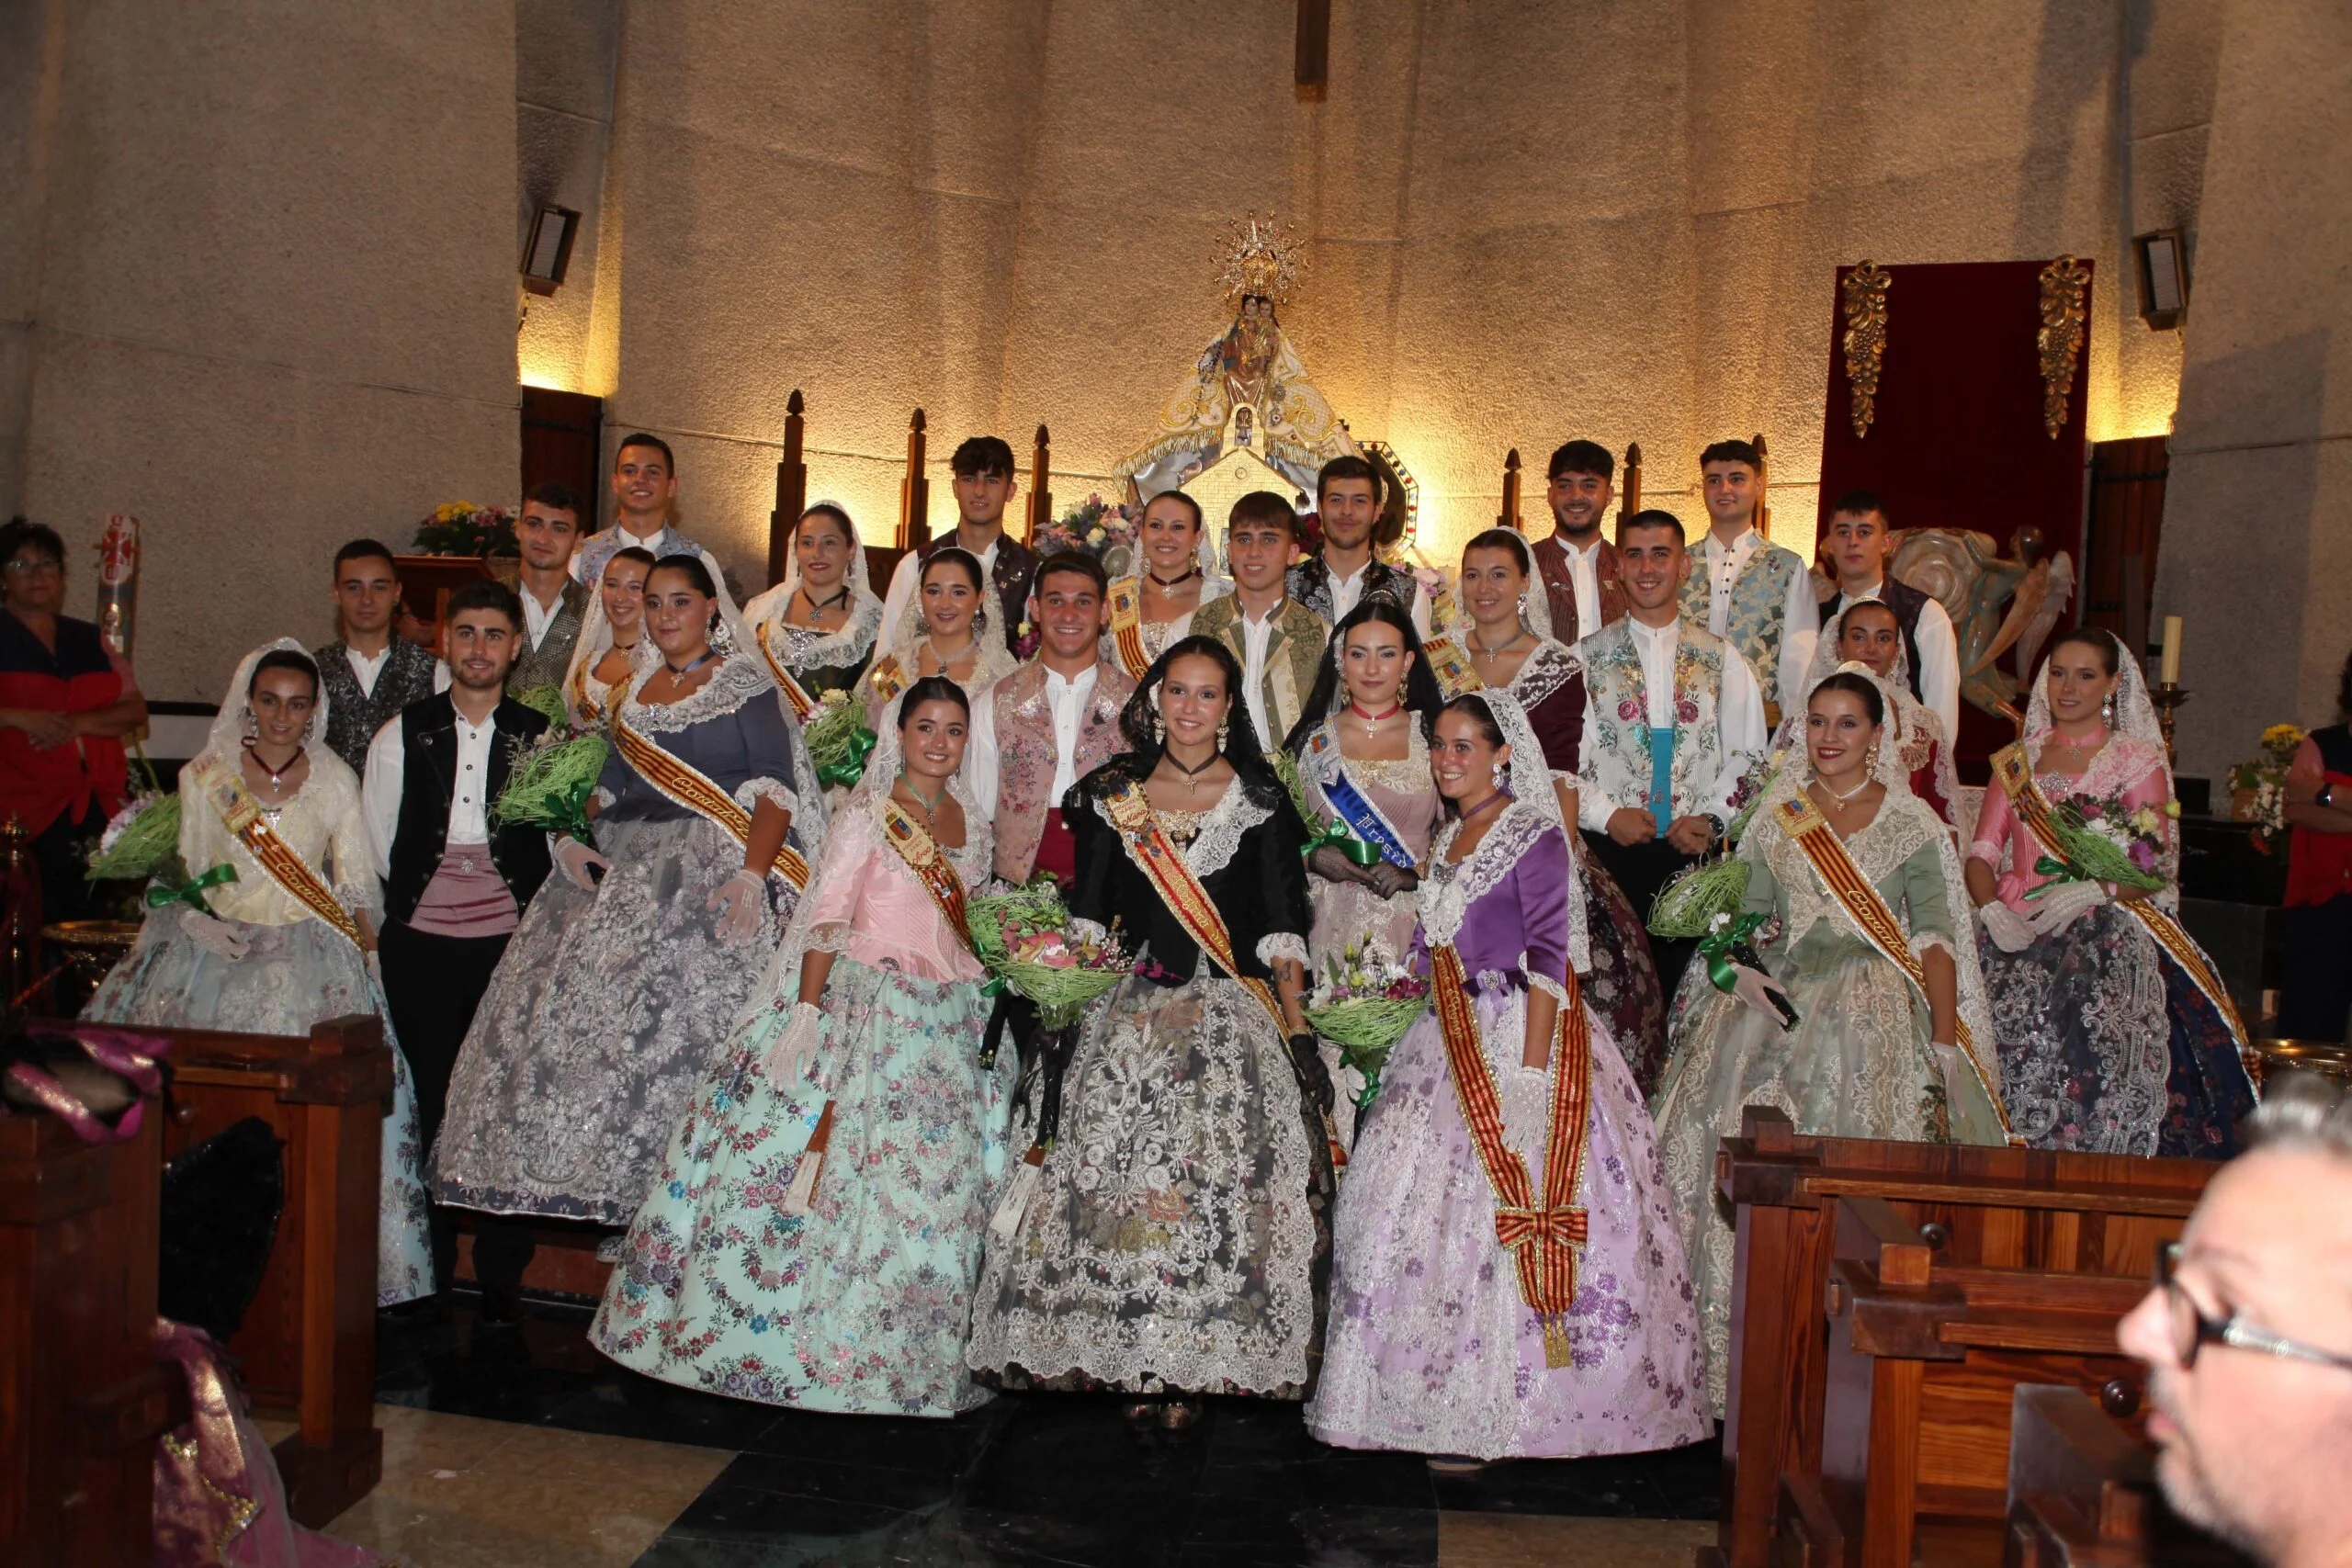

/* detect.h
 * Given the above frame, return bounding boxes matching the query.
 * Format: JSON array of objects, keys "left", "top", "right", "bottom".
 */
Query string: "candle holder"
[{"left": 2150, "top": 682, "right": 2189, "bottom": 768}]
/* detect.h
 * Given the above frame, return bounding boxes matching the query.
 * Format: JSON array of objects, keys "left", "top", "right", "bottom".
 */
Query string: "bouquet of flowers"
[
  {"left": 491, "top": 709, "right": 608, "bottom": 844},
  {"left": 1647, "top": 746, "right": 1788, "bottom": 938},
  {"left": 2226, "top": 723, "right": 2304, "bottom": 850},
  {"left": 1269, "top": 747, "right": 1377, "bottom": 867},
  {"left": 967, "top": 880, "right": 1136, "bottom": 1031},
  {"left": 1035, "top": 494, "right": 1138, "bottom": 580},
  {"left": 2030, "top": 791, "right": 2169, "bottom": 897},
  {"left": 1303, "top": 938, "right": 1430, "bottom": 1111},
  {"left": 412, "top": 500, "right": 518, "bottom": 558},
  {"left": 85, "top": 789, "right": 184, "bottom": 886},
  {"left": 803, "top": 689, "right": 876, "bottom": 789}
]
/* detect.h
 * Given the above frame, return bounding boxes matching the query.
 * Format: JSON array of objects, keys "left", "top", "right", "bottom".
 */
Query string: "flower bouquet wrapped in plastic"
[
  {"left": 802, "top": 689, "right": 876, "bottom": 790},
  {"left": 1303, "top": 938, "right": 1430, "bottom": 1111},
  {"left": 967, "top": 879, "right": 1136, "bottom": 1032},
  {"left": 491, "top": 716, "right": 609, "bottom": 845},
  {"left": 85, "top": 790, "right": 184, "bottom": 886},
  {"left": 1647, "top": 745, "right": 1790, "bottom": 939}
]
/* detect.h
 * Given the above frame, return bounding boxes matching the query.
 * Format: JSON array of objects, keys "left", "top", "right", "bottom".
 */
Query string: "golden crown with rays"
[{"left": 1216, "top": 211, "right": 1304, "bottom": 305}]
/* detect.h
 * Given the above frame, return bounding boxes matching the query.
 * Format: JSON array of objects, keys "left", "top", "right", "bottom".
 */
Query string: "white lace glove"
[
  {"left": 1929, "top": 1040, "right": 1975, "bottom": 1111},
  {"left": 707, "top": 870, "right": 767, "bottom": 946},
  {"left": 1499, "top": 1061, "right": 1553, "bottom": 1158},
  {"left": 555, "top": 837, "right": 612, "bottom": 891},
  {"left": 1730, "top": 964, "right": 1792, "bottom": 1024},
  {"left": 180, "top": 907, "right": 250, "bottom": 961},
  {"left": 1979, "top": 900, "right": 2037, "bottom": 953},
  {"left": 2024, "top": 877, "right": 2108, "bottom": 938},
  {"left": 760, "top": 1000, "right": 826, "bottom": 1091}
]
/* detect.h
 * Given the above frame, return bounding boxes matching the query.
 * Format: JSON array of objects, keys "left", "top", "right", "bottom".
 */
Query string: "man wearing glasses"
[{"left": 2120, "top": 1077, "right": 2352, "bottom": 1566}]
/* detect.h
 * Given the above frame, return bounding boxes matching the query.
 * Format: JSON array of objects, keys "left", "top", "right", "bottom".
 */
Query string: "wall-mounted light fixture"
[
  {"left": 521, "top": 204, "right": 582, "bottom": 296},
  {"left": 2132, "top": 229, "right": 2188, "bottom": 331}
]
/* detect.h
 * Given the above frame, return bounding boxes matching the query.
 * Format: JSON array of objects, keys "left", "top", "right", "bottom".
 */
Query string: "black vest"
[
  {"left": 1823, "top": 578, "right": 1932, "bottom": 705},
  {"left": 919, "top": 532, "right": 1037, "bottom": 656},
  {"left": 382, "top": 693, "right": 553, "bottom": 927}
]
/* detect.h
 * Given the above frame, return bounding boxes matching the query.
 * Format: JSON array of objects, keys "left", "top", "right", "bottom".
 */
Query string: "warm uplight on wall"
[{"left": 521, "top": 204, "right": 582, "bottom": 296}]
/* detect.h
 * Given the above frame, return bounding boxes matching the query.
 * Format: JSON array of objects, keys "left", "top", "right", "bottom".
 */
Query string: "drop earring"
[
  {"left": 242, "top": 707, "right": 258, "bottom": 739},
  {"left": 1216, "top": 717, "right": 1230, "bottom": 750},
  {"left": 2102, "top": 693, "right": 2115, "bottom": 728},
  {"left": 1491, "top": 761, "right": 1507, "bottom": 790}
]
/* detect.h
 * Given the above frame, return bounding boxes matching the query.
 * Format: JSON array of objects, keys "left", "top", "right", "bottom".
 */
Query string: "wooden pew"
[
  {"left": 142, "top": 1015, "right": 391, "bottom": 1528},
  {"left": 1707, "top": 1107, "right": 2217, "bottom": 1568},
  {"left": 0, "top": 1093, "right": 167, "bottom": 1567},
  {"left": 2002, "top": 1383, "right": 2250, "bottom": 1567}
]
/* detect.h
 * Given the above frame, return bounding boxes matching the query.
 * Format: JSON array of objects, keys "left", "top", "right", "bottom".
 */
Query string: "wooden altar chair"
[
  {"left": 141, "top": 1015, "right": 391, "bottom": 1528},
  {"left": 1, "top": 1093, "right": 166, "bottom": 1566},
  {"left": 1706, "top": 1107, "right": 2216, "bottom": 1568}
]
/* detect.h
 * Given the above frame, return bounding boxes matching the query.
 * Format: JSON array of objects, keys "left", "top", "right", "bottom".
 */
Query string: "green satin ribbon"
[
  {"left": 1301, "top": 817, "right": 1381, "bottom": 867},
  {"left": 147, "top": 862, "right": 238, "bottom": 914},
  {"left": 815, "top": 727, "right": 877, "bottom": 789},
  {"left": 1696, "top": 910, "right": 1770, "bottom": 995},
  {"left": 2027, "top": 854, "right": 2077, "bottom": 897}
]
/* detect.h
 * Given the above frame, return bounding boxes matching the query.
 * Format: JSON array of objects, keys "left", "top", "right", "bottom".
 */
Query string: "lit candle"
[{"left": 2160, "top": 615, "right": 2183, "bottom": 686}]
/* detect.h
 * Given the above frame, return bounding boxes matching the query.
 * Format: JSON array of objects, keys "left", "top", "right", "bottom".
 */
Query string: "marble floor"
[{"left": 320, "top": 1292, "right": 1721, "bottom": 1567}]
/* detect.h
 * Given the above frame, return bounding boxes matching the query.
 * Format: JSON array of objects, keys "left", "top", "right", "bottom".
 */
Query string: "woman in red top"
[
  {"left": 0, "top": 519, "right": 147, "bottom": 924},
  {"left": 2282, "top": 649, "right": 2352, "bottom": 1042}
]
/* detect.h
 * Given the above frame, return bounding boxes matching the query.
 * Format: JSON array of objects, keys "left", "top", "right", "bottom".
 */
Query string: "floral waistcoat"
[
  {"left": 1679, "top": 538, "right": 1802, "bottom": 705},
  {"left": 1577, "top": 619, "right": 1731, "bottom": 819},
  {"left": 990, "top": 657, "right": 1136, "bottom": 883}
]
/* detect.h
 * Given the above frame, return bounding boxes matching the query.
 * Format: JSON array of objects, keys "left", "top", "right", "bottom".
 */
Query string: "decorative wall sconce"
[
  {"left": 2132, "top": 229, "right": 2188, "bottom": 331},
  {"left": 521, "top": 204, "right": 581, "bottom": 296}
]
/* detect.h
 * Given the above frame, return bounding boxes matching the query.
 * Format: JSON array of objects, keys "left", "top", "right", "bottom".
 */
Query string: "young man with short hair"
[
  {"left": 363, "top": 579, "right": 552, "bottom": 1318},
  {"left": 1577, "top": 509, "right": 1768, "bottom": 993},
  {"left": 572, "top": 434, "right": 705, "bottom": 588},
  {"left": 876, "top": 435, "right": 1039, "bottom": 660},
  {"left": 1532, "top": 439, "right": 1630, "bottom": 642},
  {"left": 314, "top": 538, "right": 444, "bottom": 773},
  {"left": 1286, "top": 455, "right": 1431, "bottom": 637},
  {"left": 1679, "top": 439, "right": 1816, "bottom": 716},
  {"left": 1816, "top": 490, "right": 1959, "bottom": 740},
  {"left": 962, "top": 550, "right": 1136, "bottom": 886},
  {"left": 1193, "top": 491, "right": 1330, "bottom": 751},
  {"left": 503, "top": 482, "right": 592, "bottom": 695}
]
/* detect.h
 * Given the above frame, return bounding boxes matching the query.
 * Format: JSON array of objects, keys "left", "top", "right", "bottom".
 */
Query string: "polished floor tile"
[{"left": 1437, "top": 1512, "right": 1715, "bottom": 1566}]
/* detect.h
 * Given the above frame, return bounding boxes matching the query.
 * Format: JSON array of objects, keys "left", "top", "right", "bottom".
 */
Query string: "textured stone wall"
[
  {"left": 2154, "top": 0, "right": 2352, "bottom": 776},
  {"left": 591, "top": 0, "right": 2202, "bottom": 592},
  {"left": 0, "top": 0, "right": 519, "bottom": 702}
]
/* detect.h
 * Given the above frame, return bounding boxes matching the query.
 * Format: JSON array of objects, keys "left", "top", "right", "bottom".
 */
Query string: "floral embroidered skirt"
[
  {"left": 967, "top": 972, "right": 1335, "bottom": 1399},
  {"left": 86, "top": 911, "right": 434, "bottom": 1306},
  {"left": 1306, "top": 979, "right": 1707, "bottom": 1460},
  {"left": 1577, "top": 840, "right": 1670, "bottom": 1099},
  {"left": 591, "top": 955, "right": 1012, "bottom": 1416}
]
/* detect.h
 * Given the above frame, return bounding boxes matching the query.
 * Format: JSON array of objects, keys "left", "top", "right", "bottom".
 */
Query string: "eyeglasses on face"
[
  {"left": 4, "top": 557, "right": 62, "bottom": 577},
  {"left": 2156, "top": 1242, "right": 2352, "bottom": 1374}
]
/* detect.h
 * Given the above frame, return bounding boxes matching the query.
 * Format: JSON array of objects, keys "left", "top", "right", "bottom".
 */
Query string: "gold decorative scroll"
[
  {"left": 2037, "top": 255, "right": 2092, "bottom": 439},
  {"left": 1840, "top": 262, "right": 1891, "bottom": 438}
]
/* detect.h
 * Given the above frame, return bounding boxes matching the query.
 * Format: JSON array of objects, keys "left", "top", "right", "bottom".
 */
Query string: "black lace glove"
[
  {"left": 1305, "top": 843, "right": 1371, "bottom": 886},
  {"left": 1363, "top": 862, "right": 1419, "bottom": 899},
  {"left": 1286, "top": 1031, "right": 1334, "bottom": 1115}
]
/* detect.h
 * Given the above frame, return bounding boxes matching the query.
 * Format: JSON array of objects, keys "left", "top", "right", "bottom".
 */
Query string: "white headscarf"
[
  {"left": 2021, "top": 634, "right": 2178, "bottom": 910},
  {"left": 561, "top": 553, "right": 657, "bottom": 726},
  {"left": 1420, "top": 686, "right": 1589, "bottom": 976},
  {"left": 205, "top": 637, "right": 334, "bottom": 771},
  {"left": 741, "top": 502, "right": 886, "bottom": 673},
  {"left": 880, "top": 547, "right": 1020, "bottom": 696}
]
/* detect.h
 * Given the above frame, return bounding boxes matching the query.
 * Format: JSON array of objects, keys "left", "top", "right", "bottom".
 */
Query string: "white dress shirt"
[
  {"left": 1560, "top": 536, "right": 1605, "bottom": 637},
  {"left": 961, "top": 661, "right": 1099, "bottom": 829},
  {"left": 1325, "top": 558, "right": 1434, "bottom": 638},
  {"left": 1696, "top": 525, "right": 1818, "bottom": 704},
  {"left": 878, "top": 535, "right": 1001, "bottom": 660},
  {"left": 1237, "top": 598, "right": 1283, "bottom": 751},
  {"left": 1844, "top": 578, "right": 1962, "bottom": 744},
  {"left": 345, "top": 644, "right": 390, "bottom": 700},
  {"left": 361, "top": 705, "right": 500, "bottom": 878},
  {"left": 520, "top": 582, "right": 566, "bottom": 651},
  {"left": 1575, "top": 617, "right": 1770, "bottom": 831}
]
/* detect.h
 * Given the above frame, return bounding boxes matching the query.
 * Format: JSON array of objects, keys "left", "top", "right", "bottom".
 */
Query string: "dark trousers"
[
  {"left": 32, "top": 802, "right": 106, "bottom": 926},
  {"left": 2281, "top": 896, "right": 2352, "bottom": 1043},
  {"left": 1585, "top": 830, "right": 1701, "bottom": 998},
  {"left": 378, "top": 919, "right": 534, "bottom": 1292}
]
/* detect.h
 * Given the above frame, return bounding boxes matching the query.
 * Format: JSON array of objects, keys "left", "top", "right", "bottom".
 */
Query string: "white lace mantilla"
[
  {"left": 1418, "top": 800, "right": 1552, "bottom": 949},
  {"left": 1509, "top": 638, "right": 1582, "bottom": 711},
  {"left": 1091, "top": 778, "right": 1270, "bottom": 881},
  {"left": 619, "top": 653, "right": 778, "bottom": 733}
]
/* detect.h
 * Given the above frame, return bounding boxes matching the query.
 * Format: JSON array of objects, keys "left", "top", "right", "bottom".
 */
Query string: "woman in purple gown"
[{"left": 1306, "top": 690, "right": 1706, "bottom": 1465}]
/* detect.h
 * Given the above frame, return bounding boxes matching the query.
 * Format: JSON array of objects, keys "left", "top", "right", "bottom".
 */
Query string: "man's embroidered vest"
[
  {"left": 990, "top": 659, "right": 1136, "bottom": 883},
  {"left": 1577, "top": 620, "right": 1730, "bottom": 821},
  {"left": 1679, "top": 539, "right": 1802, "bottom": 705}
]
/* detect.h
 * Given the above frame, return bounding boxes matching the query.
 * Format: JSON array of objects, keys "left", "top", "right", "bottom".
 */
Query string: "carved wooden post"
[
  {"left": 899, "top": 408, "right": 930, "bottom": 551},
  {"left": 1498, "top": 448, "right": 1521, "bottom": 531},
  {"left": 767, "top": 389, "right": 808, "bottom": 589},
  {"left": 1620, "top": 442, "right": 1644, "bottom": 527},
  {"left": 1752, "top": 431, "right": 1771, "bottom": 541},
  {"left": 1027, "top": 423, "right": 1052, "bottom": 541}
]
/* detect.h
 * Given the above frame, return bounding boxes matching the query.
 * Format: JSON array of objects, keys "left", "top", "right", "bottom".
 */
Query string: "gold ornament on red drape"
[
  {"left": 2037, "top": 255, "right": 2092, "bottom": 439},
  {"left": 1840, "top": 261, "right": 1892, "bottom": 439}
]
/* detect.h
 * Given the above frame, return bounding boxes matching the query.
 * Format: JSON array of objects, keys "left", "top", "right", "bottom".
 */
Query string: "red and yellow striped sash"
[
  {"left": 1106, "top": 581, "right": 1151, "bottom": 680},
  {"left": 194, "top": 757, "right": 363, "bottom": 949},
  {"left": 609, "top": 714, "right": 810, "bottom": 890},
  {"left": 1778, "top": 794, "right": 2017, "bottom": 1142},
  {"left": 752, "top": 617, "right": 820, "bottom": 722},
  {"left": 878, "top": 796, "right": 973, "bottom": 953},
  {"left": 1430, "top": 943, "right": 1591, "bottom": 1368},
  {"left": 1100, "top": 782, "right": 1290, "bottom": 1040},
  {"left": 1991, "top": 744, "right": 2251, "bottom": 1054}
]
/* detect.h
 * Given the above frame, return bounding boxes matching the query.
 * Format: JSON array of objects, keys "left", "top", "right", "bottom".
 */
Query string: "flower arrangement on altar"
[
  {"left": 412, "top": 500, "right": 519, "bottom": 557},
  {"left": 1035, "top": 494, "right": 1137, "bottom": 580},
  {"left": 2226, "top": 723, "right": 2305, "bottom": 851},
  {"left": 1303, "top": 938, "right": 1430, "bottom": 1111}
]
